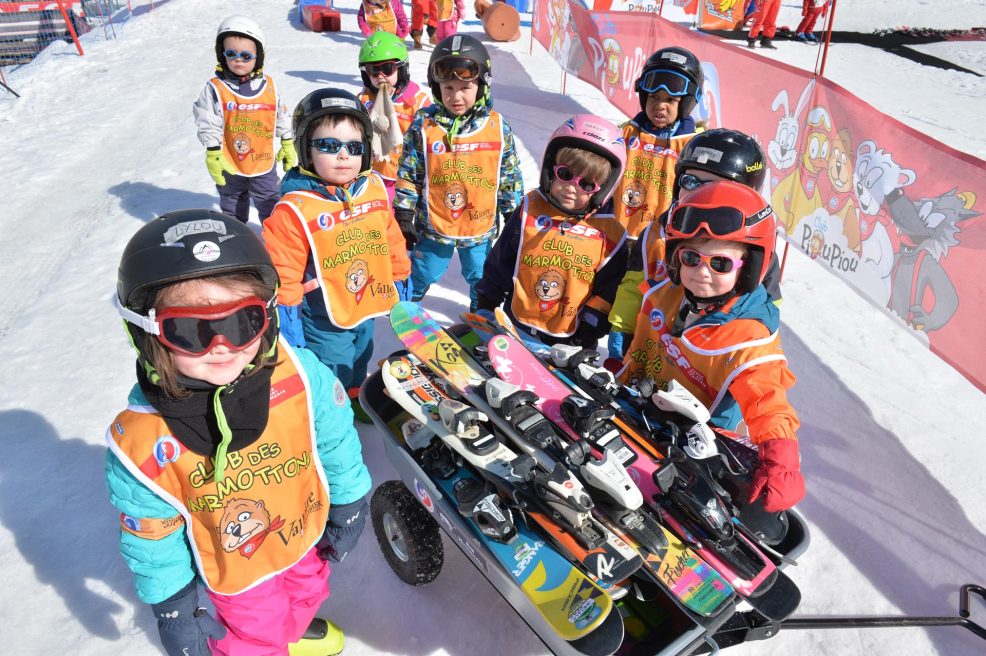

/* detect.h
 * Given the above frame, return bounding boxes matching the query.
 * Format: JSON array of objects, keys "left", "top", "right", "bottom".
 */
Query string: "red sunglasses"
[
  {"left": 552, "top": 165, "right": 601, "bottom": 194},
  {"left": 152, "top": 297, "right": 271, "bottom": 356}
]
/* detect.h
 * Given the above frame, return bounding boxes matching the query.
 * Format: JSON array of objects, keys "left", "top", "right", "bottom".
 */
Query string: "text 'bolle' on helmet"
[
  {"left": 674, "top": 129, "right": 766, "bottom": 198},
  {"left": 293, "top": 88, "right": 374, "bottom": 174},
  {"left": 358, "top": 31, "right": 410, "bottom": 95},
  {"left": 427, "top": 35, "right": 492, "bottom": 105},
  {"left": 540, "top": 114, "right": 628, "bottom": 215},
  {"left": 118, "top": 210, "right": 279, "bottom": 317},
  {"left": 635, "top": 46, "right": 704, "bottom": 120},
  {"left": 215, "top": 15, "right": 266, "bottom": 77},
  {"left": 665, "top": 180, "right": 776, "bottom": 296}
]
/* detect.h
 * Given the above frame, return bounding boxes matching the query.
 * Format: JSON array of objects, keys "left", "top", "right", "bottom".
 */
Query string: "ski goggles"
[
  {"left": 310, "top": 137, "right": 366, "bottom": 156},
  {"left": 223, "top": 49, "right": 257, "bottom": 62},
  {"left": 553, "top": 165, "right": 601, "bottom": 194},
  {"left": 678, "top": 248, "right": 744, "bottom": 274},
  {"left": 637, "top": 69, "right": 694, "bottom": 96},
  {"left": 677, "top": 173, "right": 711, "bottom": 192},
  {"left": 431, "top": 57, "right": 481, "bottom": 83},
  {"left": 117, "top": 296, "right": 272, "bottom": 356},
  {"left": 669, "top": 203, "right": 771, "bottom": 239},
  {"left": 363, "top": 61, "right": 402, "bottom": 77}
]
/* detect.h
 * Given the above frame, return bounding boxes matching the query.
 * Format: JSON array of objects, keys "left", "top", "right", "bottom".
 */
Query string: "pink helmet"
[{"left": 540, "top": 114, "right": 628, "bottom": 215}]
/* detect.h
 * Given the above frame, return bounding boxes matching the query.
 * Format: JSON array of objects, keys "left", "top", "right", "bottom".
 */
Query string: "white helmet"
[{"left": 215, "top": 15, "right": 266, "bottom": 75}]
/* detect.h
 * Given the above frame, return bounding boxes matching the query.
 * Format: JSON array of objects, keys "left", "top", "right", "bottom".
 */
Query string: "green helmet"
[{"left": 358, "top": 32, "right": 410, "bottom": 95}]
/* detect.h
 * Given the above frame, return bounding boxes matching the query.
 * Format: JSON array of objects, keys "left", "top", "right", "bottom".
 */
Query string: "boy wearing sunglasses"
[
  {"left": 394, "top": 35, "right": 523, "bottom": 311},
  {"left": 262, "top": 88, "right": 411, "bottom": 422},
  {"left": 192, "top": 16, "right": 295, "bottom": 224},
  {"left": 357, "top": 32, "right": 431, "bottom": 204},
  {"left": 611, "top": 46, "right": 704, "bottom": 241},
  {"left": 616, "top": 181, "right": 805, "bottom": 520},
  {"left": 476, "top": 115, "right": 628, "bottom": 348},
  {"left": 607, "top": 129, "right": 783, "bottom": 361},
  {"left": 109, "top": 210, "right": 371, "bottom": 656}
]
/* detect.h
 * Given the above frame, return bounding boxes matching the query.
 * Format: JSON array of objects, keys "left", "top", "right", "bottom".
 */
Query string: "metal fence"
[{"left": 0, "top": 0, "right": 161, "bottom": 96}]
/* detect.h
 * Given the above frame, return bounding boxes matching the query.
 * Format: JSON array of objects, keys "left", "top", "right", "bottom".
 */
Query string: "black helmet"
[
  {"left": 635, "top": 46, "right": 704, "bottom": 120},
  {"left": 293, "top": 88, "right": 373, "bottom": 174},
  {"left": 118, "top": 210, "right": 279, "bottom": 315},
  {"left": 674, "top": 129, "right": 766, "bottom": 198},
  {"left": 427, "top": 35, "right": 492, "bottom": 105}
]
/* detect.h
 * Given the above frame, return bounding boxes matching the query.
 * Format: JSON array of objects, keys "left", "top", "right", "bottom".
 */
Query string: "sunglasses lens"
[
  {"left": 554, "top": 165, "right": 575, "bottom": 182},
  {"left": 709, "top": 256, "right": 735, "bottom": 273},
  {"left": 639, "top": 69, "right": 691, "bottom": 95},
  {"left": 345, "top": 141, "right": 365, "bottom": 156},
  {"left": 679, "top": 174, "right": 704, "bottom": 191},
  {"left": 224, "top": 50, "right": 255, "bottom": 61},
  {"left": 679, "top": 249, "right": 702, "bottom": 268},
  {"left": 577, "top": 179, "right": 599, "bottom": 194},
  {"left": 312, "top": 138, "right": 341, "bottom": 154}
]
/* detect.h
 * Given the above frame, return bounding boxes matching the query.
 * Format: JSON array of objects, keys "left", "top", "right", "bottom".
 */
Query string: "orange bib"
[
  {"left": 511, "top": 192, "right": 626, "bottom": 337},
  {"left": 423, "top": 112, "right": 504, "bottom": 239},
  {"left": 618, "top": 279, "right": 786, "bottom": 414},
  {"left": 436, "top": 0, "right": 455, "bottom": 20},
  {"left": 277, "top": 175, "right": 400, "bottom": 329},
  {"left": 363, "top": 0, "right": 398, "bottom": 33},
  {"left": 210, "top": 76, "right": 279, "bottom": 177},
  {"left": 640, "top": 221, "right": 671, "bottom": 281},
  {"left": 612, "top": 123, "right": 694, "bottom": 238},
  {"left": 360, "top": 88, "right": 430, "bottom": 182},
  {"left": 107, "top": 343, "right": 331, "bottom": 596}
]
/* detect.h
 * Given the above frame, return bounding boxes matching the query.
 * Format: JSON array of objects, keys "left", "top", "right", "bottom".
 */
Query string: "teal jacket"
[{"left": 104, "top": 347, "right": 371, "bottom": 604}]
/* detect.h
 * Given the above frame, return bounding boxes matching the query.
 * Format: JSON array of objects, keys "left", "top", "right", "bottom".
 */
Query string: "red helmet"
[{"left": 665, "top": 180, "right": 776, "bottom": 295}]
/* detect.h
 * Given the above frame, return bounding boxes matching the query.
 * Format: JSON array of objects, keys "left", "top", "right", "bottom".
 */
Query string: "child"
[
  {"left": 107, "top": 210, "right": 371, "bottom": 656},
  {"left": 476, "top": 115, "right": 628, "bottom": 348},
  {"left": 357, "top": 0, "right": 410, "bottom": 38},
  {"left": 192, "top": 16, "right": 295, "bottom": 223},
  {"left": 434, "top": 0, "right": 464, "bottom": 41},
  {"left": 357, "top": 32, "right": 431, "bottom": 204},
  {"left": 409, "top": 0, "right": 438, "bottom": 49},
  {"left": 747, "top": 0, "right": 780, "bottom": 48},
  {"left": 795, "top": 0, "right": 830, "bottom": 43},
  {"left": 616, "top": 181, "right": 805, "bottom": 516},
  {"left": 611, "top": 46, "right": 703, "bottom": 241},
  {"left": 262, "top": 88, "right": 411, "bottom": 421},
  {"left": 394, "top": 35, "right": 524, "bottom": 311},
  {"left": 607, "top": 129, "right": 782, "bottom": 361}
]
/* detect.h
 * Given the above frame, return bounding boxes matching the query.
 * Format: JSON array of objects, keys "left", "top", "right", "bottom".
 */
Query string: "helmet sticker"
[
  {"left": 691, "top": 146, "right": 723, "bottom": 164},
  {"left": 661, "top": 52, "right": 687, "bottom": 65},
  {"left": 163, "top": 219, "right": 227, "bottom": 245},
  {"left": 192, "top": 241, "right": 222, "bottom": 262},
  {"left": 320, "top": 97, "right": 356, "bottom": 110}
]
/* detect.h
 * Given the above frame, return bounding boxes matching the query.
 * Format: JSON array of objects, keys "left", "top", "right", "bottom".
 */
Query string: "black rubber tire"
[{"left": 370, "top": 480, "right": 444, "bottom": 586}]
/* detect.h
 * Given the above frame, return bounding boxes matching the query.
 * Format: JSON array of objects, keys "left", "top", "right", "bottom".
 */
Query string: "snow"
[{"left": 1, "top": 0, "right": 984, "bottom": 655}]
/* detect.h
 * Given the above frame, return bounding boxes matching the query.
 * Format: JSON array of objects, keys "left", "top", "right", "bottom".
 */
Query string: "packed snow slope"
[{"left": 0, "top": 1, "right": 984, "bottom": 655}]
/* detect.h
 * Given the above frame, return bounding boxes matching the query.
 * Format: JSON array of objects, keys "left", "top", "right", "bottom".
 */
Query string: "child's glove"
[
  {"left": 571, "top": 307, "right": 610, "bottom": 347},
  {"left": 317, "top": 497, "right": 369, "bottom": 563},
  {"left": 276, "top": 138, "right": 298, "bottom": 172},
  {"left": 150, "top": 581, "right": 226, "bottom": 656},
  {"left": 394, "top": 209, "right": 418, "bottom": 250},
  {"left": 748, "top": 438, "right": 806, "bottom": 512},
  {"left": 205, "top": 148, "right": 238, "bottom": 186},
  {"left": 395, "top": 278, "right": 414, "bottom": 302},
  {"left": 277, "top": 304, "right": 306, "bottom": 349}
]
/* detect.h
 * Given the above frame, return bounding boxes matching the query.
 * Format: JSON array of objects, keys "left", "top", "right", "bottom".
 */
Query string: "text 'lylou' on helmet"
[
  {"left": 539, "top": 114, "right": 628, "bottom": 215},
  {"left": 292, "top": 88, "right": 373, "bottom": 174},
  {"left": 215, "top": 15, "right": 266, "bottom": 77},
  {"left": 635, "top": 46, "right": 704, "bottom": 122},
  {"left": 665, "top": 180, "right": 777, "bottom": 296},
  {"left": 358, "top": 31, "right": 410, "bottom": 95},
  {"left": 674, "top": 129, "right": 766, "bottom": 198},
  {"left": 427, "top": 34, "right": 492, "bottom": 106}
]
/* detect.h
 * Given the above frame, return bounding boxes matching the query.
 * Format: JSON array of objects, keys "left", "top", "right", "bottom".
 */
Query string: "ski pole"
[
  {"left": 0, "top": 78, "right": 19, "bottom": 98},
  {"left": 780, "top": 583, "right": 986, "bottom": 641}
]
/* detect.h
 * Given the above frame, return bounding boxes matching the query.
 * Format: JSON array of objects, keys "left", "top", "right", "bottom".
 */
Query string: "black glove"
[
  {"left": 150, "top": 581, "right": 226, "bottom": 656},
  {"left": 571, "top": 306, "right": 611, "bottom": 348},
  {"left": 394, "top": 209, "right": 418, "bottom": 250},
  {"left": 317, "top": 497, "right": 369, "bottom": 563}
]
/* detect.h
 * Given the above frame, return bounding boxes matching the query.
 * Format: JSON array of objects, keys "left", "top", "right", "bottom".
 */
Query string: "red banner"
[{"left": 533, "top": 2, "right": 986, "bottom": 392}]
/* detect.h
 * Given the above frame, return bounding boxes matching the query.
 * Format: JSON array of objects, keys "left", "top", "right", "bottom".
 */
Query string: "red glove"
[{"left": 748, "top": 438, "right": 805, "bottom": 512}]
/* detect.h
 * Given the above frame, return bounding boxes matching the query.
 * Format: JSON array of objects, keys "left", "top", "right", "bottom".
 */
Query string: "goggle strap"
[
  {"left": 116, "top": 298, "right": 161, "bottom": 336},
  {"left": 212, "top": 386, "right": 233, "bottom": 482}
]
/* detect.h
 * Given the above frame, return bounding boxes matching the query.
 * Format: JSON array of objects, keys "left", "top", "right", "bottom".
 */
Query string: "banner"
[
  {"left": 532, "top": 3, "right": 986, "bottom": 392},
  {"left": 695, "top": 0, "right": 745, "bottom": 30}
]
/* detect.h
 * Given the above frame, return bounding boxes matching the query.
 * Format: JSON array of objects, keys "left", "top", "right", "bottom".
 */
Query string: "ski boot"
[
  {"left": 759, "top": 36, "right": 778, "bottom": 49},
  {"left": 289, "top": 617, "right": 344, "bottom": 656},
  {"left": 805, "top": 32, "right": 819, "bottom": 43},
  {"left": 410, "top": 29, "right": 423, "bottom": 50},
  {"left": 794, "top": 32, "right": 808, "bottom": 42},
  {"left": 351, "top": 397, "right": 372, "bottom": 424},
  {"left": 427, "top": 25, "right": 437, "bottom": 45},
  {"left": 746, "top": 37, "right": 757, "bottom": 48}
]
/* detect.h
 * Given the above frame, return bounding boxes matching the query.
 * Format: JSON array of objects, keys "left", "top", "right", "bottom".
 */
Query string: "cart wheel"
[{"left": 371, "top": 480, "right": 444, "bottom": 586}]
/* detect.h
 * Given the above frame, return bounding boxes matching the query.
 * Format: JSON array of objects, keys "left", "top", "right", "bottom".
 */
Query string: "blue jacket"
[{"left": 104, "top": 347, "right": 371, "bottom": 603}]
